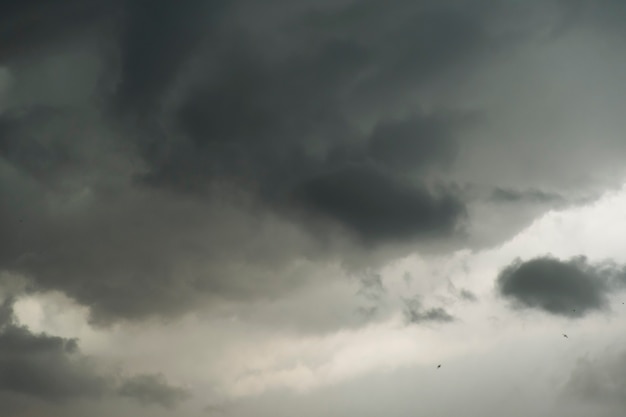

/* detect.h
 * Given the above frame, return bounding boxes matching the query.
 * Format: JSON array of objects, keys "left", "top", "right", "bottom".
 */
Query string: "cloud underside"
[
  {"left": 1, "top": 0, "right": 625, "bottom": 328},
  {"left": 497, "top": 256, "right": 626, "bottom": 317},
  {"left": 0, "top": 297, "right": 188, "bottom": 408}
]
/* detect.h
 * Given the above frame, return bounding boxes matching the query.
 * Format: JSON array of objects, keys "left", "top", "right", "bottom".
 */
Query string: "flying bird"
[
  {"left": 437, "top": 364, "right": 441, "bottom": 369},
  {"left": 563, "top": 334, "right": 568, "bottom": 338}
]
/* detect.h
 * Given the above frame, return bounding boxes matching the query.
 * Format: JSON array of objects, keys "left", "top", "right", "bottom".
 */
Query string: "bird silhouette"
[
  {"left": 437, "top": 364, "right": 441, "bottom": 369},
  {"left": 563, "top": 334, "right": 568, "bottom": 338}
]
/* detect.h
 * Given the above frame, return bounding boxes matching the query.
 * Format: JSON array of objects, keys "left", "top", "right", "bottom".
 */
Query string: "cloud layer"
[{"left": 3, "top": 1, "right": 626, "bottom": 415}]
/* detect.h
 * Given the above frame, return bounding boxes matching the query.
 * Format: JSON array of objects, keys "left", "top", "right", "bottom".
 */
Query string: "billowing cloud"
[
  {"left": 2, "top": 0, "right": 621, "bottom": 328},
  {"left": 496, "top": 256, "right": 626, "bottom": 317},
  {"left": 0, "top": 297, "right": 108, "bottom": 402},
  {"left": 0, "top": 295, "right": 189, "bottom": 410},
  {"left": 0, "top": 324, "right": 106, "bottom": 401},
  {"left": 292, "top": 165, "right": 467, "bottom": 243},
  {"left": 3, "top": 1, "right": 626, "bottom": 414}
]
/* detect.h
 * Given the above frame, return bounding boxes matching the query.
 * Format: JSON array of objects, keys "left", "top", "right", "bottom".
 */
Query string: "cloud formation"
[
  {"left": 402, "top": 297, "right": 455, "bottom": 324},
  {"left": 496, "top": 256, "right": 626, "bottom": 317},
  {"left": 0, "top": 294, "right": 189, "bottom": 409},
  {"left": 5, "top": 1, "right": 626, "bottom": 416},
  {"left": 1, "top": 0, "right": 510, "bottom": 324},
  {"left": 0, "top": 296, "right": 108, "bottom": 402}
]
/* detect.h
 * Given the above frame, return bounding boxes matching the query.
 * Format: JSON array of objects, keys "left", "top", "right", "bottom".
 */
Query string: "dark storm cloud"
[
  {"left": 0, "top": 295, "right": 189, "bottom": 408},
  {"left": 292, "top": 165, "right": 466, "bottom": 243},
  {"left": 403, "top": 297, "right": 455, "bottom": 324},
  {"left": 112, "top": 0, "right": 231, "bottom": 114},
  {"left": 496, "top": 256, "right": 626, "bottom": 317},
  {"left": 0, "top": 107, "right": 88, "bottom": 183},
  {"left": 0, "top": 298, "right": 108, "bottom": 401},
  {"left": 366, "top": 114, "right": 462, "bottom": 172},
  {"left": 0, "top": 0, "right": 121, "bottom": 63},
  {"left": 0, "top": 297, "right": 13, "bottom": 326},
  {"left": 0, "top": 0, "right": 585, "bottom": 325},
  {"left": 131, "top": 0, "right": 497, "bottom": 207},
  {"left": 118, "top": 373, "right": 190, "bottom": 409}
]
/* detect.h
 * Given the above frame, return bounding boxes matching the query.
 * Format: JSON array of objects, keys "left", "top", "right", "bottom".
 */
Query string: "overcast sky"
[{"left": 2, "top": 1, "right": 626, "bottom": 416}]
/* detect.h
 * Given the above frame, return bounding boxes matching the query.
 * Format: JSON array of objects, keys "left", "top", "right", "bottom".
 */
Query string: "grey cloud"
[
  {"left": 356, "top": 305, "right": 379, "bottom": 320},
  {"left": 0, "top": 0, "right": 120, "bottom": 63},
  {"left": 0, "top": 107, "right": 92, "bottom": 184},
  {"left": 0, "top": 295, "right": 189, "bottom": 409},
  {"left": 1, "top": 0, "right": 502, "bottom": 324},
  {"left": 0, "top": 325, "right": 106, "bottom": 401},
  {"left": 0, "top": 296, "right": 14, "bottom": 326},
  {"left": 446, "top": 280, "right": 478, "bottom": 302},
  {"left": 112, "top": 0, "right": 231, "bottom": 115},
  {"left": 459, "top": 289, "right": 478, "bottom": 302},
  {"left": 403, "top": 297, "right": 455, "bottom": 324},
  {"left": 491, "top": 187, "right": 565, "bottom": 204},
  {"left": 118, "top": 373, "right": 190, "bottom": 409},
  {"left": 566, "top": 350, "right": 626, "bottom": 411},
  {"left": 291, "top": 165, "right": 467, "bottom": 244},
  {"left": 0, "top": 0, "right": 621, "bottom": 331},
  {"left": 366, "top": 114, "right": 462, "bottom": 172},
  {"left": 496, "top": 256, "right": 626, "bottom": 317},
  {"left": 0, "top": 298, "right": 108, "bottom": 401},
  {"left": 356, "top": 271, "right": 385, "bottom": 301}
]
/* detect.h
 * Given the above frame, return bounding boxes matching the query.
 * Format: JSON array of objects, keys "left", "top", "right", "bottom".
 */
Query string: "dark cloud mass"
[
  {"left": 0, "top": 295, "right": 188, "bottom": 410},
  {"left": 1, "top": 0, "right": 501, "bottom": 323},
  {"left": 0, "top": 297, "right": 107, "bottom": 401},
  {"left": 292, "top": 165, "right": 467, "bottom": 243},
  {"left": 496, "top": 256, "right": 626, "bottom": 317},
  {"left": 0, "top": 0, "right": 623, "bottom": 329},
  {"left": 3, "top": 0, "right": 626, "bottom": 415}
]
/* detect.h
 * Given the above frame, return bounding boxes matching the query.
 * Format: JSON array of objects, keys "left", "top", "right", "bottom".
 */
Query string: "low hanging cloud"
[
  {"left": 0, "top": 295, "right": 189, "bottom": 408},
  {"left": 0, "top": 297, "right": 108, "bottom": 402},
  {"left": 496, "top": 256, "right": 626, "bottom": 317}
]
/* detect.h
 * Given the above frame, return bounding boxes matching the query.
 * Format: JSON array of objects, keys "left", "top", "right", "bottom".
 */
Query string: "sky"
[{"left": 2, "top": 0, "right": 626, "bottom": 416}]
